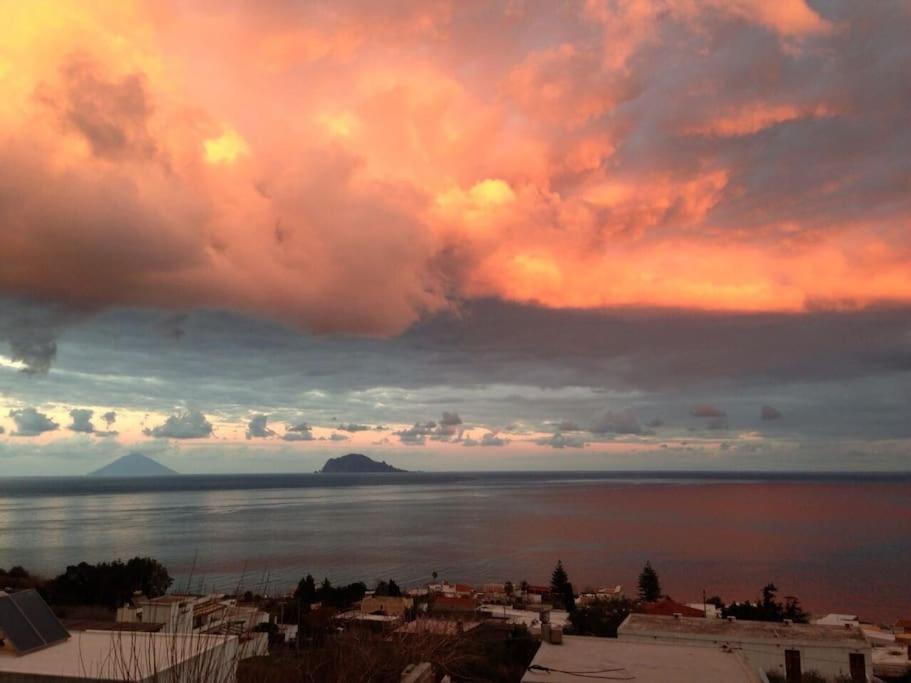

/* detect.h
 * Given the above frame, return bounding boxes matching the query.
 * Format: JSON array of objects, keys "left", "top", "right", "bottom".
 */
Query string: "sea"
[{"left": 1, "top": 471, "right": 908, "bottom": 623}]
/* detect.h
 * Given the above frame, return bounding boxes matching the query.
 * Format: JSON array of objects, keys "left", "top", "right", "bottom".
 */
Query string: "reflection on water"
[{"left": 1, "top": 472, "right": 908, "bottom": 622}]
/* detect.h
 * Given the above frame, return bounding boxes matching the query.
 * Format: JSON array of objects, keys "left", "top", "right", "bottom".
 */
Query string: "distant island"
[
  {"left": 319, "top": 453, "right": 406, "bottom": 474},
  {"left": 88, "top": 453, "right": 178, "bottom": 477}
]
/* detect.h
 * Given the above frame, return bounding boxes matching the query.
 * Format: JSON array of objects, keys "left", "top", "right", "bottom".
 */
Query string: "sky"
[{"left": 0, "top": 0, "right": 909, "bottom": 474}]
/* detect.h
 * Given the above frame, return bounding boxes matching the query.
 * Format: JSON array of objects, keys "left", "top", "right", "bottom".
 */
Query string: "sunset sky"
[{"left": 1, "top": 0, "right": 909, "bottom": 474}]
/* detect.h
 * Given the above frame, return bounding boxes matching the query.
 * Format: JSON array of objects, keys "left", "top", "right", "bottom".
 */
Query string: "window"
[{"left": 785, "top": 649, "right": 802, "bottom": 683}]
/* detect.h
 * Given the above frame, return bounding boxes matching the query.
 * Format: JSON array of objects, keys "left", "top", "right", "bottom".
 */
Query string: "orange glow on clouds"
[{"left": 0, "top": 0, "right": 909, "bottom": 335}]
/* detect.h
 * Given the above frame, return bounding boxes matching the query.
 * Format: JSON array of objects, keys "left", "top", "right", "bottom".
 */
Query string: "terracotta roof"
[
  {"left": 454, "top": 583, "right": 474, "bottom": 593},
  {"left": 638, "top": 598, "right": 706, "bottom": 618},
  {"left": 525, "top": 585, "right": 551, "bottom": 595},
  {"left": 432, "top": 596, "right": 479, "bottom": 612},
  {"left": 894, "top": 619, "right": 911, "bottom": 629}
]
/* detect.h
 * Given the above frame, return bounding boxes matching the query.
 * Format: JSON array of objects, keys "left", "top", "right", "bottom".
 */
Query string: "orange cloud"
[{"left": 0, "top": 0, "right": 908, "bottom": 335}]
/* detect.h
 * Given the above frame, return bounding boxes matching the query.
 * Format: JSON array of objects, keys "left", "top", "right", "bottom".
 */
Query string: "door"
[
  {"left": 785, "top": 649, "right": 802, "bottom": 683},
  {"left": 849, "top": 652, "right": 866, "bottom": 682}
]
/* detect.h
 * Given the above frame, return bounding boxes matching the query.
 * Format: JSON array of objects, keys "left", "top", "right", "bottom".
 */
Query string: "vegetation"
[
  {"left": 569, "top": 599, "right": 633, "bottom": 638},
  {"left": 722, "top": 583, "right": 808, "bottom": 623},
  {"left": 46, "top": 556, "right": 172, "bottom": 608},
  {"left": 294, "top": 574, "right": 367, "bottom": 610},
  {"left": 238, "top": 626, "right": 538, "bottom": 683},
  {"left": 374, "top": 579, "right": 401, "bottom": 597},
  {"left": 549, "top": 560, "right": 576, "bottom": 612},
  {"left": 0, "top": 566, "right": 43, "bottom": 590},
  {"left": 637, "top": 561, "right": 661, "bottom": 602}
]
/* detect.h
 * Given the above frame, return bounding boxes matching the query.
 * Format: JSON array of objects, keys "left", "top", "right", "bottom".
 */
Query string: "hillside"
[
  {"left": 319, "top": 453, "right": 405, "bottom": 473},
  {"left": 88, "top": 453, "right": 178, "bottom": 477}
]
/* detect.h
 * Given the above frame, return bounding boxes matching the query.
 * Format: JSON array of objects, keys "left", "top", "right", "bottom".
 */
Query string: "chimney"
[
  {"left": 727, "top": 616, "right": 737, "bottom": 623},
  {"left": 673, "top": 612, "right": 682, "bottom": 619},
  {"left": 550, "top": 626, "right": 563, "bottom": 645}
]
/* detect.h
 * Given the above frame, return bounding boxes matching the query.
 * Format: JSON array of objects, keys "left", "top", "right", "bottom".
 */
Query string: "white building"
[
  {"left": 619, "top": 613, "right": 872, "bottom": 682},
  {"left": 0, "top": 629, "right": 240, "bottom": 682},
  {"left": 523, "top": 635, "right": 762, "bottom": 682},
  {"left": 577, "top": 585, "right": 624, "bottom": 606},
  {"left": 117, "top": 594, "right": 268, "bottom": 659},
  {"left": 479, "top": 604, "right": 569, "bottom": 635}
]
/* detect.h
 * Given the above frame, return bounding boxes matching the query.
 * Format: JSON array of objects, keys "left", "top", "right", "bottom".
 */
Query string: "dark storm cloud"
[
  {"left": 102, "top": 411, "right": 117, "bottom": 427},
  {"left": 0, "top": 298, "right": 84, "bottom": 374},
  {"left": 9, "top": 407, "right": 59, "bottom": 436},
  {"left": 337, "top": 423, "right": 371, "bottom": 432},
  {"left": 143, "top": 409, "right": 214, "bottom": 439},
  {"left": 36, "top": 54, "right": 158, "bottom": 161},
  {"left": 463, "top": 432, "right": 508, "bottom": 447},
  {"left": 535, "top": 432, "right": 587, "bottom": 449},
  {"left": 3, "top": 298, "right": 911, "bottom": 444},
  {"left": 705, "top": 417, "right": 730, "bottom": 432},
  {"left": 395, "top": 412, "right": 464, "bottom": 445},
  {"left": 395, "top": 421, "right": 436, "bottom": 446},
  {"left": 691, "top": 405, "right": 727, "bottom": 418},
  {"left": 589, "top": 410, "right": 647, "bottom": 435},
  {"left": 245, "top": 414, "right": 275, "bottom": 439},
  {"left": 761, "top": 405, "right": 783, "bottom": 421},
  {"left": 282, "top": 422, "right": 314, "bottom": 441},
  {"left": 68, "top": 408, "right": 95, "bottom": 433}
]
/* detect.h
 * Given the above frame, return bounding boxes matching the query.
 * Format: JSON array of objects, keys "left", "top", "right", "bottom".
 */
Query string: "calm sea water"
[{"left": 1, "top": 472, "right": 909, "bottom": 623}]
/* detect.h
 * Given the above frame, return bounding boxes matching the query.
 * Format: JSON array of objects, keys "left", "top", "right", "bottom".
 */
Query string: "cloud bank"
[{"left": 0, "top": 0, "right": 909, "bottom": 347}]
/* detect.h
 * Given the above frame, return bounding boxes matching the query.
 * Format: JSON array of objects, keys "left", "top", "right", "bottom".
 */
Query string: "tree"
[
  {"left": 431, "top": 570, "right": 438, "bottom": 581},
  {"left": 504, "top": 581, "right": 514, "bottom": 597},
  {"left": 48, "top": 557, "right": 172, "bottom": 608},
  {"left": 295, "top": 574, "right": 317, "bottom": 605},
  {"left": 550, "top": 560, "right": 569, "bottom": 597},
  {"left": 375, "top": 579, "right": 401, "bottom": 597},
  {"left": 569, "top": 599, "right": 633, "bottom": 637},
  {"left": 637, "top": 561, "right": 661, "bottom": 602},
  {"left": 562, "top": 582, "right": 576, "bottom": 613},
  {"left": 722, "top": 583, "right": 809, "bottom": 623}
]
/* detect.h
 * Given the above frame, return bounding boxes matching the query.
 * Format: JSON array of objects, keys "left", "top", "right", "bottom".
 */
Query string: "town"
[{"left": 0, "top": 559, "right": 908, "bottom": 682}]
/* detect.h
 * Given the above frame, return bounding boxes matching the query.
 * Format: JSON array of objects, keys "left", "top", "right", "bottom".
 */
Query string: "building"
[
  {"left": 638, "top": 597, "right": 706, "bottom": 618},
  {"left": 117, "top": 594, "right": 268, "bottom": 659},
  {"left": 522, "top": 635, "right": 762, "bottom": 682},
  {"left": 577, "top": 585, "right": 623, "bottom": 606},
  {"left": 334, "top": 611, "right": 402, "bottom": 633},
  {"left": 396, "top": 619, "right": 481, "bottom": 637},
  {"left": 619, "top": 613, "right": 872, "bottom": 682},
  {"left": 1, "top": 590, "right": 239, "bottom": 682},
  {"left": 479, "top": 605, "right": 569, "bottom": 635},
  {"left": 118, "top": 594, "right": 228, "bottom": 633},
  {"left": 814, "top": 614, "right": 859, "bottom": 628},
  {"left": 686, "top": 602, "right": 722, "bottom": 618},
  {"left": 359, "top": 595, "right": 414, "bottom": 617},
  {"left": 1, "top": 630, "right": 240, "bottom": 682},
  {"left": 429, "top": 596, "right": 479, "bottom": 617}
]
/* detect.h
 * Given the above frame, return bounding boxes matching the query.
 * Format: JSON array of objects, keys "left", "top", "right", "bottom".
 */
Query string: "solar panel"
[
  {"left": 0, "top": 595, "right": 44, "bottom": 653},
  {"left": 0, "top": 590, "right": 69, "bottom": 654},
  {"left": 10, "top": 590, "right": 70, "bottom": 646}
]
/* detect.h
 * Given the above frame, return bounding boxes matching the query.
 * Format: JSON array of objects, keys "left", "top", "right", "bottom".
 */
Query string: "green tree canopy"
[
  {"left": 550, "top": 560, "right": 569, "bottom": 596},
  {"left": 637, "top": 561, "right": 661, "bottom": 602}
]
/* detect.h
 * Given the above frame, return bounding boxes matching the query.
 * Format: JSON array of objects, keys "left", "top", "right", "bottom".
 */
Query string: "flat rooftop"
[
  {"left": 0, "top": 630, "right": 234, "bottom": 680},
  {"left": 522, "top": 635, "right": 761, "bottom": 683},
  {"left": 620, "top": 614, "right": 869, "bottom": 647}
]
